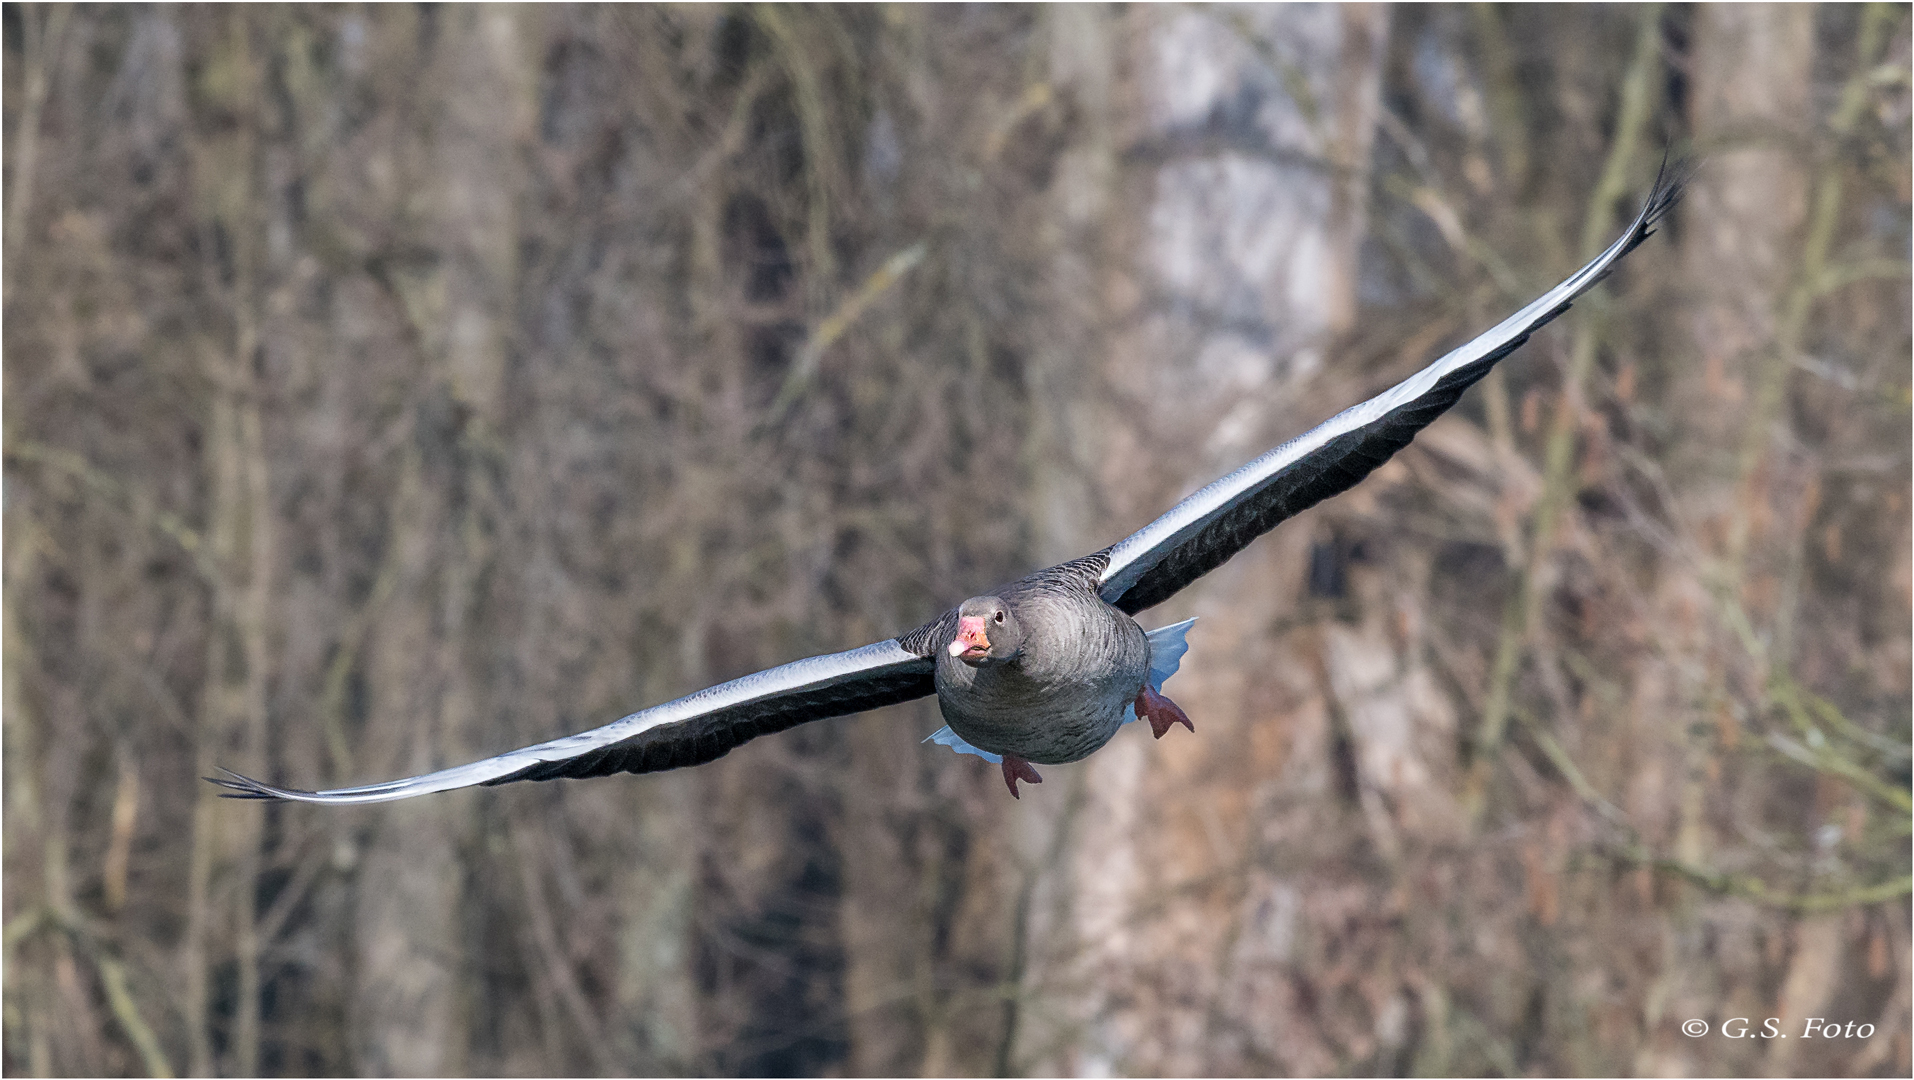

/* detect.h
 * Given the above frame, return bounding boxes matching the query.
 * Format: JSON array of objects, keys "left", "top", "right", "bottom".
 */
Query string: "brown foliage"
[{"left": 4, "top": 5, "right": 1908, "bottom": 1076}]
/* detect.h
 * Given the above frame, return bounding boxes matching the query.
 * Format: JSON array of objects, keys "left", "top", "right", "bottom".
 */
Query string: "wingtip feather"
[
  {"left": 1638, "top": 152, "right": 1690, "bottom": 233},
  {"left": 205, "top": 767, "right": 296, "bottom": 801}
]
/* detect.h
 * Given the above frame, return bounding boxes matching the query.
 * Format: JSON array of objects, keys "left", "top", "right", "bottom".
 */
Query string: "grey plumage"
[{"left": 933, "top": 556, "right": 1150, "bottom": 765}]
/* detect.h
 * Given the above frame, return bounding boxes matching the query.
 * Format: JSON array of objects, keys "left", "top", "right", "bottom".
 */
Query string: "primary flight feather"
[{"left": 211, "top": 172, "right": 1681, "bottom": 804}]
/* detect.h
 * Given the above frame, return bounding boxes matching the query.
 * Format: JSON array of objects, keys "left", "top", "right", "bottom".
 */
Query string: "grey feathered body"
[{"left": 931, "top": 555, "right": 1150, "bottom": 765}]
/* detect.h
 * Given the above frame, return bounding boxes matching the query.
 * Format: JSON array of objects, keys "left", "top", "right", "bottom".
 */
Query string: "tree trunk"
[
  {"left": 349, "top": 8, "right": 534, "bottom": 1073},
  {"left": 1013, "top": 7, "right": 1389, "bottom": 1073}
]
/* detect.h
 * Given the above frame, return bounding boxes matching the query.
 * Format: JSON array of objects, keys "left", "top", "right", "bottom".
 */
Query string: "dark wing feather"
[
  {"left": 208, "top": 635, "right": 939, "bottom": 804},
  {"left": 1097, "top": 171, "right": 1682, "bottom": 615}
]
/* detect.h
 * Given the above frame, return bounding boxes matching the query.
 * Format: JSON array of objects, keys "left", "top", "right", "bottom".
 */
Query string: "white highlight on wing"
[
  {"left": 1098, "top": 191, "right": 1662, "bottom": 605},
  {"left": 225, "top": 640, "right": 929, "bottom": 804}
]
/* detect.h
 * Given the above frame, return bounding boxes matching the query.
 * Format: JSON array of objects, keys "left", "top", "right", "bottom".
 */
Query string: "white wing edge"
[
  {"left": 216, "top": 639, "right": 930, "bottom": 805},
  {"left": 1098, "top": 190, "right": 1663, "bottom": 604}
]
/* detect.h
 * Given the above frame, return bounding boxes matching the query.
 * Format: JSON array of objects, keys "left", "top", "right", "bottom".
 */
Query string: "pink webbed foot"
[
  {"left": 1001, "top": 755, "right": 1043, "bottom": 799},
  {"left": 1135, "top": 684, "right": 1194, "bottom": 739}
]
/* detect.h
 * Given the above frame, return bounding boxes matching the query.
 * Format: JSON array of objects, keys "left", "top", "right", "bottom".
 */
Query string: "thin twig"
[
  {"left": 1464, "top": 4, "right": 1665, "bottom": 820},
  {"left": 764, "top": 240, "right": 929, "bottom": 424},
  {"left": 5, "top": 441, "right": 208, "bottom": 574},
  {"left": 96, "top": 956, "right": 175, "bottom": 1079},
  {"left": 1606, "top": 843, "right": 1912, "bottom": 912}
]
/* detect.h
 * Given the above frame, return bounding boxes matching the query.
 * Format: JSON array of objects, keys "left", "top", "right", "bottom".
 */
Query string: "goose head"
[{"left": 947, "top": 595, "right": 1022, "bottom": 667}]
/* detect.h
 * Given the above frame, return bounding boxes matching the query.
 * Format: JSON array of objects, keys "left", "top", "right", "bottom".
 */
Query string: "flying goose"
[{"left": 212, "top": 173, "right": 1681, "bottom": 804}]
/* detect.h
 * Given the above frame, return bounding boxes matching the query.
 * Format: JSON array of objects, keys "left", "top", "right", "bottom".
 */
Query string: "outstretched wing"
[
  {"left": 1097, "top": 171, "right": 1683, "bottom": 615},
  {"left": 209, "top": 637, "right": 936, "bottom": 804}
]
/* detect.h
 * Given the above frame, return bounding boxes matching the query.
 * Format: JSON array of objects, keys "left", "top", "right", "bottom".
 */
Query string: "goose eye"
[{"left": 993, "top": 611, "right": 1005, "bottom": 624}]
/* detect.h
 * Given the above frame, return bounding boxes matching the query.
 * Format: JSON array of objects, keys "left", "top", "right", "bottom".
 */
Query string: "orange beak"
[{"left": 948, "top": 615, "right": 991, "bottom": 662}]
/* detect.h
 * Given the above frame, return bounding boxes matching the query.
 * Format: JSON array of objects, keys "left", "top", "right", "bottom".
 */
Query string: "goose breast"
[{"left": 934, "top": 585, "right": 1150, "bottom": 765}]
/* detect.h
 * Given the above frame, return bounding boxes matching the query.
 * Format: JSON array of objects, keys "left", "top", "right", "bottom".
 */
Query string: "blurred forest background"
[{"left": 4, "top": 4, "right": 1909, "bottom": 1077}]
